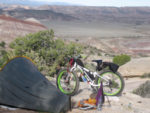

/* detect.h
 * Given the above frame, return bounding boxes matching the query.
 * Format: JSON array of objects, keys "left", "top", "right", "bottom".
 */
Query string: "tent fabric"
[{"left": 0, "top": 56, "right": 70, "bottom": 113}]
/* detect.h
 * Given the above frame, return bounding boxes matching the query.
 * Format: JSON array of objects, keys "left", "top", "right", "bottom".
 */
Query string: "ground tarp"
[{"left": 0, "top": 56, "right": 70, "bottom": 113}]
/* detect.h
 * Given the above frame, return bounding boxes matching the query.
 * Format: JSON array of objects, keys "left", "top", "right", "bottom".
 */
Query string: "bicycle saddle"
[
  {"left": 92, "top": 60, "right": 102, "bottom": 65},
  {"left": 92, "top": 60, "right": 103, "bottom": 71}
]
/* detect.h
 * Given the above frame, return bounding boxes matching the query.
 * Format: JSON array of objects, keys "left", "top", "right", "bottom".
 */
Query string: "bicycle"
[{"left": 56, "top": 56, "right": 124, "bottom": 96}]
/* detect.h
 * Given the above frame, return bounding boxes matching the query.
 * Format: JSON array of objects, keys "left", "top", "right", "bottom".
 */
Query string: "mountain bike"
[{"left": 56, "top": 56, "right": 124, "bottom": 96}]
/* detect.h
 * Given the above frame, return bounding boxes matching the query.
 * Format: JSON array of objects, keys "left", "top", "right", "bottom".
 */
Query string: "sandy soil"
[
  {"left": 68, "top": 77, "right": 150, "bottom": 113},
  {"left": 0, "top": 77, "right": 149, "bottom": 113}
]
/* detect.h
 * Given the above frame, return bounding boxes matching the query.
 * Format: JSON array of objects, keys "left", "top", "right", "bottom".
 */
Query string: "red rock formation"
[{"left": 0, "top": 15, "right": 47, "bottom": 47}]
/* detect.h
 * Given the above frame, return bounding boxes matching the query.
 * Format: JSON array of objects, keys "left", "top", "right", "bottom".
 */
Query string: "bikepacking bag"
[
  {"left": 77, "top": 99, "right": 97, "bottom": 110},
  {"left": 102, "top": 62, "right": 119, "bottom": 73},
  {"left": 109, "top": 63, "right": 119, "bottom": 73},
  {"left": 77, "top": 82, "right": 105, "bottom": 110}
]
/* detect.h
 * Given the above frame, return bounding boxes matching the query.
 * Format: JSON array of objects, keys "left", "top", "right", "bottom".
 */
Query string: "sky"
[{"left": 32, "top": 0, "right": 150, "bottom": 6}]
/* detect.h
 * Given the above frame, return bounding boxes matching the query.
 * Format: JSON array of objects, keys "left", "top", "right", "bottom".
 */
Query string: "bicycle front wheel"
[
  {"left": 95, "top": 70, "right": 124, "bottom": 96},
  {"left": 56, "top": 69, "right": 79, "bottom": 96}
]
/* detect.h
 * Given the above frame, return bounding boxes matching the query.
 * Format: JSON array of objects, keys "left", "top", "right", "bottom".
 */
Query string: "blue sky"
[{"left": 32, "top": 0, "right": 150, "bottom": 6}]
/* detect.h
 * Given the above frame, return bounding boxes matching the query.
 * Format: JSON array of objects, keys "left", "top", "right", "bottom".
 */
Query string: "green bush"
[
  {"left": 9, "top": 30, "right": 82, "bottom": 76},
  {"left": 0, "top": 41, "right": 6, "bottom": 48},
  {"left": 0, "top": 41, "right": 8, "bottom": 67},
  {"left": 133, "top": 80, "right": 150, "bottom": 98},
  {"left": 113, "top": 54, "right": 131, "bottom": 66}
]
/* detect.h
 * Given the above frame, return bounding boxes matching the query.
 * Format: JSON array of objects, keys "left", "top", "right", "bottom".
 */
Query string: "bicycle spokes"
[
  {"left": 59, "top": 72, "right": 76, "bottom": 93},
  {"left": 98, "top": 72, "right": 123, "bottom": 96}
]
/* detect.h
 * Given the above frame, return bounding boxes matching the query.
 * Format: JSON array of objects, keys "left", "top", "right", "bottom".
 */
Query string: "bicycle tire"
[
  {"left": 56, "top": 68, "right": 79, "bottom": 96},
  {"left": 95, "top": 70, "right": 124, "bottom": 96}
]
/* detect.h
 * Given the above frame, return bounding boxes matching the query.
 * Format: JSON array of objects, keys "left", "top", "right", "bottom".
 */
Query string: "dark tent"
[{"left": 0, "top": 56, "right": 70, "bottom": 113}]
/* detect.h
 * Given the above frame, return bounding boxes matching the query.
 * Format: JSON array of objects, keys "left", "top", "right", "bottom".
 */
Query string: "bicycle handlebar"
[
  {"left": 74, "top": 55, "right": 82, "bottom": 59},
  {"left": 66, "top": 55, "right": 82, "bottom": 61}
]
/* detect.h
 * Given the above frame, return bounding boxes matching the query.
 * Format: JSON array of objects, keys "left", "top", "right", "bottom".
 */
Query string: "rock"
[
  {"left": 119, "top": 57, "right": 150, "bottom": 77},
  {"left": 137, "top": 101, "right": 142, "bottom": 103}
]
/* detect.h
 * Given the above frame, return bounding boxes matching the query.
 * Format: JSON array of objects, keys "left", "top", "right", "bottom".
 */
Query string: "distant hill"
[
  {"left": 0, "top": 15, "right": 47, "bottom": 47},
  {"left": 0, "top": 8, "right": 78, "bottom": 21},
  {"left": 37, "top": 6, "right": 150, "bottom": 24},
  {"left": 0, "top": 5, "right": 150, "bottom": 24}
]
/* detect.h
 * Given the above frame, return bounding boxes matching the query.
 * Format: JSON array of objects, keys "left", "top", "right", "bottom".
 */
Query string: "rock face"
[
  {"left": 0, "top": 15, "right": 47, "bottom": 47},
  {"left": 119, "top": 57, "right": 150, "bottom": 77}
]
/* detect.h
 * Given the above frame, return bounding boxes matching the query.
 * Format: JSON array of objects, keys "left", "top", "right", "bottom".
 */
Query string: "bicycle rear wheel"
[{"left": 95, "top": 70, "right": 124, "bottom": 96}]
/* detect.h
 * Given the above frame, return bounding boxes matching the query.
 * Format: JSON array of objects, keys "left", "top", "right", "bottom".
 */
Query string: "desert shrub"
[
  {"left": 113, "top": 54, "right": 131, "bottom": 66},
  {"left": 133, "top": 80, "right": 150, "bottom": 98},
  {"left": 141, "top": 73, "right": 150, "bottom": 78},
  {"left": 0, "top": 41, "right": 8, "bottom": 67},
  {"left": 97, "top": 52, "right": 101, "bottom": 56},
  {"left": 9, "top": 30, "right": 82, "bottom": 76},
  {"left": 0, "top": 41, "right": 6, "bottom": 48}
]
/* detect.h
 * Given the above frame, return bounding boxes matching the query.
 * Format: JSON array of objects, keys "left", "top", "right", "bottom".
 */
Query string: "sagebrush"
[
  {"left": 113, "top": 54, "right": 131, "bottom": 66},
  {"left": 0, "top": 30, "right": 82, "bottom": 76}
]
